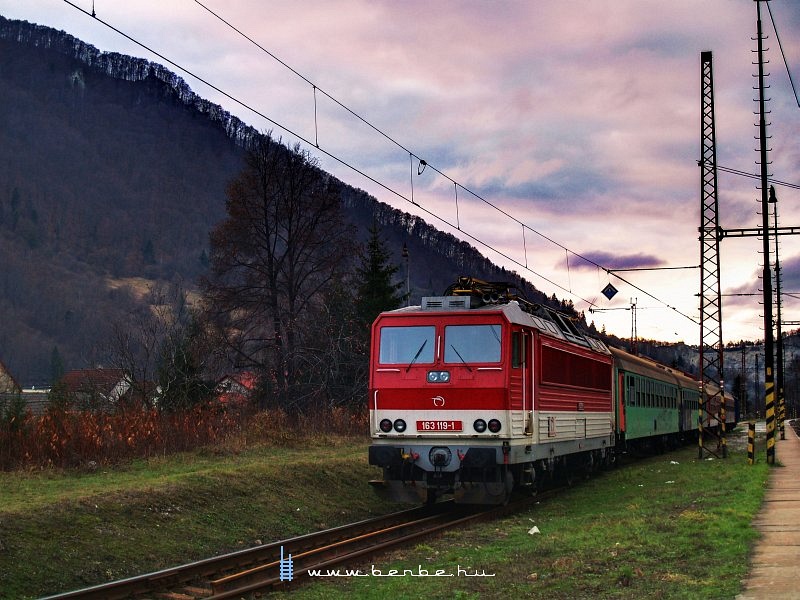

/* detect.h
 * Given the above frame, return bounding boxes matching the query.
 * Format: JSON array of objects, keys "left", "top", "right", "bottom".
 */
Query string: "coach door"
[{"left": 509, "top": 329, "right": 532, "bottom": 436}]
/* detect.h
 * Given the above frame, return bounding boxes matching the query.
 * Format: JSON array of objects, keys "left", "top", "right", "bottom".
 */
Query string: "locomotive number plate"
[{"left": 416, "top": 420, "right": 463, "bottom": 432}]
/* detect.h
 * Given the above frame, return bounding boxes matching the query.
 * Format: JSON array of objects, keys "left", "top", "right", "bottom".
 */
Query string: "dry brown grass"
[{"left": 0, "top": 404, "right": 368, "bottom": 470}]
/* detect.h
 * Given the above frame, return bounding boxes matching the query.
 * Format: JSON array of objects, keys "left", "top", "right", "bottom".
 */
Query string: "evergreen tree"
[
  {"left": 298, "top": 276, "right": 367, "bottom": 408},
  {"left": 10, "top": 187, "right": 20, "bottom": 229},
  {"left": 142, "top": 239, "right": 156, "bottom": 265},
  {"left": 49, "top": 345, "right": 65, "bottom": 386},
  {"left": 155, "top": 317, "right": 212, "bottom": 411},
  {"left": 354, "top": 222, "right": 405, "bottom": 330}
]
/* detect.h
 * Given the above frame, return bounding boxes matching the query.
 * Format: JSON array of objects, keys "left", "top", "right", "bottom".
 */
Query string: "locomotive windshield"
[
  {"left": 378, "top": 326, "right": 435, "bottom": 364},
  {"left": 444, "top": 324, "right": 501, "bottom": 364}
]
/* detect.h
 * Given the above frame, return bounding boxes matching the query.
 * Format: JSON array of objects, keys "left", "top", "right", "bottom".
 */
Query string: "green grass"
[
  {"left": 273, "top": 444, "right": 771, "bottom": 600},
  {"left": 0, "top": 436, "right": 391, "bottom": 599},
  {"left": 0, "top": 436, "right": 773, "bottom": 600}
]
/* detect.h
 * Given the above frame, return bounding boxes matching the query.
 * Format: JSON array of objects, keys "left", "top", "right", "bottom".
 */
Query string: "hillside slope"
[{"left": 0, "top": 17, "right": 530, "bottom": 384}]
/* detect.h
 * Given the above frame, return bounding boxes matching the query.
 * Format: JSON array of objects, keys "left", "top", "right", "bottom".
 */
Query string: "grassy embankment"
[
  {"left": 1, "top": 433, "right": 773, "bottom": 600},
  {"left": 0, "top": 436, "right": 388, "bottom": 599}
]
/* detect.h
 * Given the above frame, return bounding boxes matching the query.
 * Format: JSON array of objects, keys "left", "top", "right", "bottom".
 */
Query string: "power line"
[
  {"left": 716, "top": 163, "right": 800, "bottom": 190},
  {"left": 190, "top": 1, "right": 702, "bottom": 325},
  {"left": 766, "top": 0, "right": 800, "bottom": 109},
  {"left": 64, "top": 0, "right": 700, "bottom": 326},
  {"left": 62, "top": 0, "right": 592, "bottom": 306},
  {"left": 609, "top": 266, "right": 699, "bottom": 273}
]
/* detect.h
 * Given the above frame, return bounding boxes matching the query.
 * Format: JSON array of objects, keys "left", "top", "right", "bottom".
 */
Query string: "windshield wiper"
[
  {"left": 449, "top": 344, "right": 473, "bottom": 372},
  {"left": 406, "top": 339, "right": 428, "bottom": 372}
]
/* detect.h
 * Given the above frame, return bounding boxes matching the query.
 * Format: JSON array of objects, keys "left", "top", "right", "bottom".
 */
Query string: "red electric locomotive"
[{"left": 368, "top": 278, "right": 616, "bottom": 504}]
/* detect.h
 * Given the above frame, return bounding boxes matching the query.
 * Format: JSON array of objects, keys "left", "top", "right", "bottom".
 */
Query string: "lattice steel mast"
[{"left": 699, "top": 51, "right": 726, "bottom": 459}]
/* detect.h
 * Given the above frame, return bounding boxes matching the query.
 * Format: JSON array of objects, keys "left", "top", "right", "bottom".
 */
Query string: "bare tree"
[
  {"left": 104, "top": 285, "right": 172, "bottom": 406},
  {"left": 202, "top": 133, "right": 357, "bottom": 411},
  {"left": 103, "top": 282, "right": 213, "bottom": 409}
]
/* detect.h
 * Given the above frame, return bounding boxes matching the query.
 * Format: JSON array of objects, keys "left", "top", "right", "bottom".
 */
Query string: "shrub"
[{"left": 0, "top": 403, "right": 368, "bottom": 471}]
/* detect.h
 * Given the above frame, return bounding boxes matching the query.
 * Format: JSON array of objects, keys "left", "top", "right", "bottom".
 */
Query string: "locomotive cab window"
[
  {"left": 378, "top": 325, "right": 435, "bottom": 365},
  {"left": 444, "top": 324, "right": 501, "bottom": 364}
]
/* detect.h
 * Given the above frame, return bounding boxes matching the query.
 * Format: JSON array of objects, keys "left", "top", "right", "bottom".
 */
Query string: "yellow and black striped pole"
[
  {"left": 766, "top": 367, "right": 776, "bottom": 465},
  {"left": 748, "top": 421, "right": 755, "bottom": 465},
  {"left": 719, "top": 379, "right": 727, "bottom": 458},
  {"left": 698, "top": 383, "right": 705, "bottom": 459}
]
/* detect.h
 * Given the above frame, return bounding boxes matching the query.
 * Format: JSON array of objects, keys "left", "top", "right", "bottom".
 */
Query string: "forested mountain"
[{"left": 0, "top": 17, "right": 544, "bottom": 385}]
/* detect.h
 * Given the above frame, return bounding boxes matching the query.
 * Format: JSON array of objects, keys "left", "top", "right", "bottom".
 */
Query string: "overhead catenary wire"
[
  {"left": 190, "top": 0, "right": 706, "bottom": 325},
  {"left": 65, "top": 0, "right": 705, "bottom": 326},
  {"left": 766, "top": 0, "right": 800, "bottom": 109},
  {"left": 717, "top": 163, "right": 800, "bottom": 190},
  {"left": 61, "top": 0, "right": 598, "bottom": 307},
  {"left": 66, "top": 2, "right": 606, "bottom": 303}
]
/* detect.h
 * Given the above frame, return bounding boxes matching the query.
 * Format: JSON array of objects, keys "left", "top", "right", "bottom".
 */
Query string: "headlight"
[
  {"left": 393, "top": 419, "right": 407, "bottom": 433},
  {"left": 379, "top": 419, "right": 393, "bottom": 433},
  {"left": 488, "top": 419, "right": 502, "bottom": 433},
  {"left": 427, "top": 370, "right": 450, "bottom": 383},
  {"left": 473, "top": 419, "right": 487, "bottom": 433}
]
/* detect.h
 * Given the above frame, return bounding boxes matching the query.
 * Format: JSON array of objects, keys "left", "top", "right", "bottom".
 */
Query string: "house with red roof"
[
  {"left": 57, "top": 368, "right": 131, "bottom": 410},
  {"left": 215, "top": 371, "right": 257, "bottom": 405}
]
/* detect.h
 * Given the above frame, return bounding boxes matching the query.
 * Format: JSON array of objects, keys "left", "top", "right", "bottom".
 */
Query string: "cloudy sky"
[{"left": 3, "top": 0, "right": 800, "bottom": 344}]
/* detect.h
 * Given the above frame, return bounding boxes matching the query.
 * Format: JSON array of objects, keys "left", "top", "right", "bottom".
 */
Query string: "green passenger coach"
[{"left": 610, "top": 347, "right": 704, "bottom": 451}]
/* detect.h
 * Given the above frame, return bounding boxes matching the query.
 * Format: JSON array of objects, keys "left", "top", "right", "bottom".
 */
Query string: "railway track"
[{"left": 43, "top": 495, "right": 540, "bottom": 599}]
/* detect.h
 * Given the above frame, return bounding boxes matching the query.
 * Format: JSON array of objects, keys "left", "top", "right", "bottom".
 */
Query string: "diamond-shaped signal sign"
[{"left": 602, "top": 283, "right": 618, "bottom": 300}]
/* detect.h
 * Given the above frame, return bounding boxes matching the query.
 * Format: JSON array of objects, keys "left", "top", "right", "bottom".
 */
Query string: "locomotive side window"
[
  {"left": 378, "top": 326, "right": 435, "bottom": 365},
  {"left": 541, "top": 345, "right": 611, "bottom": 390},
  {"left": 512, "top": 332, "right": 521, "bottom": 368},
  {"left": 443, "top": 325, "right": 501, "bottom": 364}
]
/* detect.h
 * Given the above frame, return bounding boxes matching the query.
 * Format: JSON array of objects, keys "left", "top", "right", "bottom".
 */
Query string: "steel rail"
[
  {"left": 43, "top": 489, "right": 555, "bottom": 600},
  {"left": 207, "top": 496, "right": 541, "bottom": 599},
  {"left": 40, "top": 502, "right": 453, "bottom": 600},
  {"left": 210, "top": 512, "right": 451, "bottom": 591}
]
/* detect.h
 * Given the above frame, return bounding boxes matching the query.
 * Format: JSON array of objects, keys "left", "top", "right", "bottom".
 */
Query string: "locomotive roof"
[{"left": 386, "top": 297, "right": 610, "bottom": 355}]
